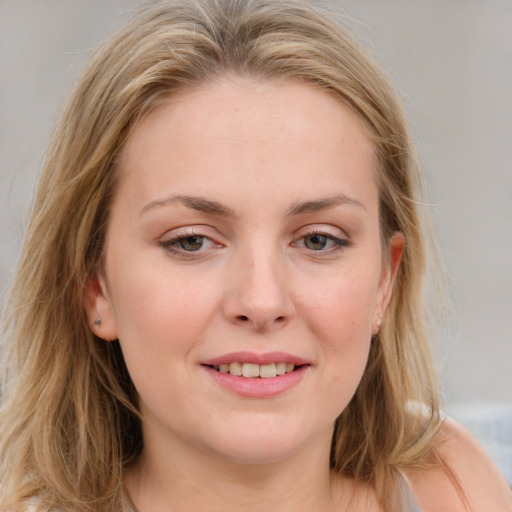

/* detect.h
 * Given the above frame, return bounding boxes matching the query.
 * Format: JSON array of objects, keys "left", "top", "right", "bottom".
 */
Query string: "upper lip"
[{"left": 201, "top": 351, "right": 310, "bottom": 366}]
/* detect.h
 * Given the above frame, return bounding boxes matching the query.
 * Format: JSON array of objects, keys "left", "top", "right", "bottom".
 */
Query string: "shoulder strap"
[{"left": 397, "top": 471, "right": 422, "bottom": 512}]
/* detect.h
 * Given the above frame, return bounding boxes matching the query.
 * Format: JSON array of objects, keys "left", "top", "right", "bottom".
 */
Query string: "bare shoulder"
[
  {"left": 434, "top": 416, "right": 512, "bottom": 510},
  {"left": 404, "top": 416, "right": 512, "bottom": 511}
]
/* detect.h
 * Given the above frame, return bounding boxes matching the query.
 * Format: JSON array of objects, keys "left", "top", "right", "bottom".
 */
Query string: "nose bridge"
[{"left": 224, "top": 237, "right": 294, "bottom": 330}]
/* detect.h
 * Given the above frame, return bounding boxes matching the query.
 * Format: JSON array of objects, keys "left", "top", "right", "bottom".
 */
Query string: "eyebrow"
[
  {"left": 140, "top": 192, "right": 365, "bottom": 218},
  {"left": 286, "top": 194, "right": 366, "bottom": 216},
  {"left": 140, "top": 195, "right": 235, "bottom": 217}
]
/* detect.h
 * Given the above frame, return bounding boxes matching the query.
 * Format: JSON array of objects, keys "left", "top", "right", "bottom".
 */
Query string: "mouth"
[
  {"left": 201, "top": 353, "right": 310, "bottom": 397},
  {"left": 205, "top": 362, "right": 304, "bottom": 379}
]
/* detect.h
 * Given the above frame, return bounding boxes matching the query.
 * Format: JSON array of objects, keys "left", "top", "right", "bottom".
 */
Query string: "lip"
[
  {"left": 201, "top": 352, "right": 311, "bottom": 399},
  {"left": 202, "top": 351, "right": 310, "bottom": 366},
  {"left": 203, "top": 364, "right": 309, "bottom": 398}
]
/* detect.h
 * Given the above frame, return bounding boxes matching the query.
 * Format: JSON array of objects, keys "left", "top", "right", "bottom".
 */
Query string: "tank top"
[{"left": 398, "top": 473, "right": 422, "bottom": 511}]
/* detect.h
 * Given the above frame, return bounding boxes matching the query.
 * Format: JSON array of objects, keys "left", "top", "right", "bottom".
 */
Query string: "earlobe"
[
  {"left": 83, "top": 273, "right": 118, "bottom": 341},
  {"left": 373, "top": 231, "right": 405, "bottom": 334}
]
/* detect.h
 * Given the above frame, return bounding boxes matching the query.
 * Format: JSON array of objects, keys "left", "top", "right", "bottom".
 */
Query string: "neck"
[{"left": 125, "top": 428, "right": 352, "bottom": 512}]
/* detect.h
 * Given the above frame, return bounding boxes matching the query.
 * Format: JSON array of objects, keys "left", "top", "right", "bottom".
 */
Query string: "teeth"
[
  {"left": 242, "top": 363, "right": 260, "bottom": 378},
  {"left": 276, "top": 362, "right": 287, "bottom": 375},
  {"left": 215, "top": 362, "right": 297, "bottom": 378},
  {"left": 229, "top": 362, "right": 242, "bottom": 376},
  {"left": 259, "top": 363, "right": 277, "bottom": 379}
]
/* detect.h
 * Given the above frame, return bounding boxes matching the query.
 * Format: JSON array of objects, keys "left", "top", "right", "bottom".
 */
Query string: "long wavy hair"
[{"left": 0, "top": 1, "right": 443, "bottom": 510}]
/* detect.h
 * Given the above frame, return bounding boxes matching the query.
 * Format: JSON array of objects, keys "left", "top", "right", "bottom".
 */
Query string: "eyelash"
[
  {"left": 158, "top": 230, "right": 219, "bottom": 259},
  {"left": 293, "top": 231, "right": 349, "bottom": 253},
  {"left": 158, "top": 229, "right": 349, "bottom": 258}
]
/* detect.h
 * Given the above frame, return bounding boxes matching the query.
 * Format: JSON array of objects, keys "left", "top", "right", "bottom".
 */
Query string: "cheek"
[
  {"left": 107, "top": 265, "right": 222, "bottom": 414},
  {"left": 300, "top": 271, "right": 378, "bottom": 399},
  {"left": 304, "top": 270, "right": 378, "bottom": 344},
  {"left": 107, "top": 258, "right": 222, "bottom": 361}
]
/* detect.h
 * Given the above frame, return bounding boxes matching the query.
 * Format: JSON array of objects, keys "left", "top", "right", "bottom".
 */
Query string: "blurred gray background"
[{"left": 1, "top": 0, "right": 511, "bottom": 479}]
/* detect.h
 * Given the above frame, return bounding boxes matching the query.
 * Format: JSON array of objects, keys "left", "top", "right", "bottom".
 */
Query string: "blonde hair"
[{"left": 0, "top": 1, "right": 442, "bottom": 510}]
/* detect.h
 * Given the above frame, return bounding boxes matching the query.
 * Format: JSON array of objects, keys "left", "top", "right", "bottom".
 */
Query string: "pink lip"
[
  {"left": 203, "top": 364, "right": 309, "bottom": 398},
  {"left": 202, "top": 351, "right": 310, "bottom": 366}
]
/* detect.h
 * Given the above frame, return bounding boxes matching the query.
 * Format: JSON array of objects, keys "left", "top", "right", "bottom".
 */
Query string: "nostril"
[
  {"left": 233, "top": 314, "right": 289, "bottom": 328},
  {"left": 236, "top": 315, "right": 286, "bottom": 324}
]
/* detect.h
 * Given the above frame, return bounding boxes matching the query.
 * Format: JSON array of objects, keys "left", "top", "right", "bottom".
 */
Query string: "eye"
[
  {"left": 293, "top": 230, "right": 348, "bottom": 252},
  {"left": 303, "top": 233, "right": 331, "bottom": 250},
  {"left": 158, "top": 229, "right": 221, "bottom": 258},
  {"left": 175, "top": 235, "right": 206, "bottom": 252}
]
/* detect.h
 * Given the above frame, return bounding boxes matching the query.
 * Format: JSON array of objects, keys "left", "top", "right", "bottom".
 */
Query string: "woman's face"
[{"left": 86, "top": 79, "right": 402, "bottom": 465}]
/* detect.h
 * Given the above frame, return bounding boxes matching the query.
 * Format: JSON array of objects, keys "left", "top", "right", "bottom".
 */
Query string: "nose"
[{"left": 222, "top": 246, "right": 295, "bottom": 332}]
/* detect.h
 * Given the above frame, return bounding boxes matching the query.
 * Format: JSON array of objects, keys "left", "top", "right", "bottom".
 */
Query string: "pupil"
[
  {"left": 180, "top": 236, "right": 203, "bottom": 251},
  {"left": 305, "top": 234, "right": 327, "bottom": 250}
]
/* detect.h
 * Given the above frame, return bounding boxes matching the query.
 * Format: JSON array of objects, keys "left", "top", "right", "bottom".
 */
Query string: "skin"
[{"left": 86, "top": 78, "right": 402, "bottom": 511}]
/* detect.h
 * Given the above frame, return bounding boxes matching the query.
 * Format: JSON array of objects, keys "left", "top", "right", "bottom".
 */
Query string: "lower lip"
[{"left": 203, "top": 365, "right": 309, "bottom": 398}]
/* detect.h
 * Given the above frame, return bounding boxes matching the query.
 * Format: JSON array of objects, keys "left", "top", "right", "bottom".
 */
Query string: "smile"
[
  {"left": 211, "top": 362, "right": 297, "bottom": 378},
  {"left": 202, "top": 352, "right": 310, "bottom": 397}
]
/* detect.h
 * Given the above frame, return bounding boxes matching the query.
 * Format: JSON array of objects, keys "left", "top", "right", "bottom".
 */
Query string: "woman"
[{"left": 0, "top": 1, "right": 510, "bottom": 511}]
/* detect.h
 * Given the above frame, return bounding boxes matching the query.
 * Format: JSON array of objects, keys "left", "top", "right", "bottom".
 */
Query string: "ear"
[
  {"left": 372, "top": 231, "right": 404, "bottom": 334},
  {"left": 83, "top": 272, "right": 118, "bottom": 341}
]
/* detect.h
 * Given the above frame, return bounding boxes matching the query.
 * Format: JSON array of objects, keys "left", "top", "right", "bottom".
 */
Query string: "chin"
[
  {"left": 197, "top": 417, "right": 333, "bottom": 466},
  {"left": 213, "top": 440, "right": 303, "bottom": 466}
]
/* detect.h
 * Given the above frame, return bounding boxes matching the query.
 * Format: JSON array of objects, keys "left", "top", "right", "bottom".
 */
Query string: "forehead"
[{"left": 115, "top": 78, "right": 378, "bottom": 215}]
